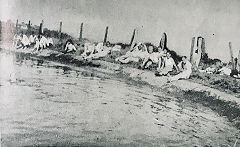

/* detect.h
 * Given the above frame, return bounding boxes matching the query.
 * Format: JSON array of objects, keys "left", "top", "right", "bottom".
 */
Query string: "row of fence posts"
[
  {"left": 15, "top": 19, "right": 171, "bottom": 48},
  {"left": 14, "top": 19, "right": 240, "bottom": 70}
]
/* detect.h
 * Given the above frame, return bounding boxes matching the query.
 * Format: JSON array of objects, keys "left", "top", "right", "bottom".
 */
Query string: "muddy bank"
[
  {"left": 1, "top": 46, "right": 240, "bottom": 130},
  {"left": 91, "top": 61, "right": 240, "bottom": 130}
]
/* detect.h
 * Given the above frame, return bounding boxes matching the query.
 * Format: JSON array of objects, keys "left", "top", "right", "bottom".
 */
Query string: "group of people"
[
  {"left": 63, "top": 39, "right": 122, "bottom": 60},
  {"left": 12, "top": 32, "right": 194, "bottom": 82},
  {"left": 115, "top": 42, "right": 192, "bottom": 81},
  {"left": 199, "top": 59, "right": 240, "bottom": 79},
  {"left": 13, "top": 32, "right": 53, "bottom": 51}
]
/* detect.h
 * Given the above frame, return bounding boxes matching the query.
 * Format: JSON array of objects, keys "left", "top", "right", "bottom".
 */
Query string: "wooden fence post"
[
  {"left": 129, "top": 29, "right": 136, "bottom": 46},
  {"left": 28, "top": 20, "right": 31, "bottom": 30},
  {"left": 41, "top": 20, "right": 44, "bottom": 33},
  {"left": 16, "top": 19, "right": 18, "bottom": 32},
  {"left": 39, "top": 23, "right": 43, "bottom": 35},
  {"left": 59, "top": 21, "right": 62, "bottom": 39},
  {"left": 190, "top": 37, "right": 195, "bottom": 63},
  {"left": 79, "top": 23, "right": 83, "bottom": 41},
  {"left": 0, "top": 20, "right": 2, "bottom": 35},
  {"left": 238, "top": 50, "right": 240, "bottom": 71},
  {"left": 201, "top": 37, "right": 206, "bottom": 56},
  {"left": 159, "top": 32, "right": 167, "bottom": 49},
  {"left": 103, "top": 26, "right": 108, "bottom": 43},
  {"left": 229, "top": 42, "right": 235, "bottom": 70}
]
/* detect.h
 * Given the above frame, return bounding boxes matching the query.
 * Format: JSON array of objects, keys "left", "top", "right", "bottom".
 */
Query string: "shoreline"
[{"left": 1, "top": 45, "right": 240, "bottom": 129}]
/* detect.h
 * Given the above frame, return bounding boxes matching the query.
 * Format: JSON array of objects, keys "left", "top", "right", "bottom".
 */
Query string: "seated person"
[
  {"left": 13, "top": 34, "right": 22, "bottom": 49},
  {"left": 40, "top": 35, "right": 48, "bottom": 49},
  {"left": 218, "top": 64, "right": 231, "bottom": 76},
  {"left": 168, "top": 56, "right": 192, "bottom": 81},
  {"left": 116, "top": 42, "right": 148, "bottom": 64},
  {"left": 140, "top": 45, "right": 160, "bottom": 69},
  {"left": 64, "top": 39, "right": 77, "bottom": 53},
  {"left": 46, "top": 36, "right": 54, "bottom": 47},
  {"left": 199, "top": 64, "right": 218, "bottom": 74},
  {"left": 21, "top": 34, "right": 30, "bottom": 49},
  {"left": 86, "top": 42, "right": 112, "bottom": 59},
  {"left": 29, "top": 32, "right": 36, "bottom": 46},
  {"left": 155, "top": 52, "right": 178, "bottom": 76},
  {"left": 33, "top": 35, "right": 42, "bottom": 51},
  {"left": 81, "top": 42, "right": 96, "bottom": 57},
  {"left": 13, "top": 33, "right": 21, "bottom": 47},
  {"left": 111, "top": 44, "right": 121, "bottom": 52}
]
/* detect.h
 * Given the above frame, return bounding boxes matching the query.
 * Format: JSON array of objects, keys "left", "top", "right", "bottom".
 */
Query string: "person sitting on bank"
[
  {"left": 40, "top": 34, "right": 48, "bottom": 49},
  {"left": 21, "top": 33, "right": 30, "bottom": 49},
  {"left": 115, "top": 42, "right": 148, "bottom": 64},
  {"left": 168, "top": 56, "right": 192, "bottom": 81},
  {"left": 86, "top": 41, "right": 112, "bottom": 59},
  {"left": 218, "top": 63, "right": 232, "bottom": 76},
  {"left": 13, "top": 33, "right": 22, "bottom": 48},
  {"left": 140, "top": 45, "right": 160, "bottom": 69},
  {"left": 29, "top": 31, "right": 36, "bottom": 46},
  {"left": 81, "top": 42, "right": 96, "bottom": 57},
  {"left": 33, "top": 35, "right": 42, "bottom": 52},
  {"left": 155, "top": 52, "right": 178, "bottom": 76},
  {"left": 46, "top": 35, "right": 54, "bottom": 47},
  {"left": 64, "top": 39, "right": 77, "bottom": 53}
]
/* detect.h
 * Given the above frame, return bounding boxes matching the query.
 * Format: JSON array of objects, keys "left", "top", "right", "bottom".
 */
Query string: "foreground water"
[{"left": 0, "top": 50, "right": 239, "bottom": 146}]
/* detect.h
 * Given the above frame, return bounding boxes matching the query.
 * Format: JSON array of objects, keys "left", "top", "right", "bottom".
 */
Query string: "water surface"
[{"left": 0, "top": 51, "right": 238, "bottom": 146}]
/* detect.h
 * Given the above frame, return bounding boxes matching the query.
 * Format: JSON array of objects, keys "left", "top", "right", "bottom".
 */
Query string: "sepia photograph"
[{"left": 0, "top": 0, "right": 240, "bottom": 146}]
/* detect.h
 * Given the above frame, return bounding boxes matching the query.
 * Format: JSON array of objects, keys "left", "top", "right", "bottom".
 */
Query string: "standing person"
[
  {"left": 168, "top": 56, "right": 192, "bottom": 81},
  {"left": 156, "top": 52, "right": 178, "bottom": 76}
]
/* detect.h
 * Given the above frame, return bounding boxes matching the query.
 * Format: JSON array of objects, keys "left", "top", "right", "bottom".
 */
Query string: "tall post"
[
  {"left": 238, "top": 50, "right": 240, "bottom": 71},
  {"left": 0, "top": 20, "right": 2, "bottom": 36},
  {"left": 195, "top": 37, "right": 202, "bottom": 67},
  {"left": 39, "top": 23, "right": 43, "bottom": 35},
  {"left": 16, "top": 19, "right": 18, "bottom": 32},
  {"left": 103, "top": 26, "right": 108, "bottom": 43},
  {"left": 129, "top": 29, "right": 136, "bottom": 46},
  {"left": 159, "top": 32, "right": 167, "bottom": 49},
  {"left": 41, "top": 20, "right": 44, "bottom": 33},
  {"left": 190, "top": 37, "right": 195, "bottom": 63},
  {"left": 229, "top": 42, "right": 234, "bottom": 70},
  {"left": 28, "top": 20, "right": 31, "bottom": 30},
  {"left": 79, "top": 23, "right": 83, "bottom": 41},
  {"left": 201, "top": 37, "right": 206, "bottom": 56},
  {"left": 59, "top": 21, "right": 62, "bottom": 39}
]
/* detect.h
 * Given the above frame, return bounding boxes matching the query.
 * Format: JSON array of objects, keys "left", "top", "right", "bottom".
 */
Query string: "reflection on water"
[{"left": 0, "top": 51, "right": 238, "bottom": 146}]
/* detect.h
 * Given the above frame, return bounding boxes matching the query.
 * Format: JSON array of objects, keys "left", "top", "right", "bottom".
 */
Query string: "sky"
[{"left": 1, "top": 0, "right": 240, "bottom": 61}]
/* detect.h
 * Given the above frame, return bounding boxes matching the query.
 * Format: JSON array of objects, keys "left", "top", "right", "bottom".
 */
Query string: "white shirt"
[
  {"left": 149, "top": 52, "right": 160, "bottom": 63},
  {"left": 95, "top": 42, "right": 104, "bottom": 52},
  {"left": 21, "top": 35, "right": 30, "bottom": 46},
  {"left": 29, "top": 35, "right": 36, "bottom": 43},
  {"left": 178, "top": 60, "right": 192, "bottom": 71},
  {"left": 65, "top": 43, "right": 76, "bottom": 52},
  {"left": 165, "top": 57, "right": 175, "bottom": 68},
  {"left": 46, "top": 37, "right": 53, "bottom": 46},
  {"left": 40, "top": 36, "right": 48, "bottom": 48},
  {"left": 218, "top": 67, "right": 231, "bottom": 75}
]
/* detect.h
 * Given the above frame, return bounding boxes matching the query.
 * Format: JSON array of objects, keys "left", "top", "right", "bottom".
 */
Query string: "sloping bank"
[{"left": 3, "top": 47, "right": 240, "bottom": 129}]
